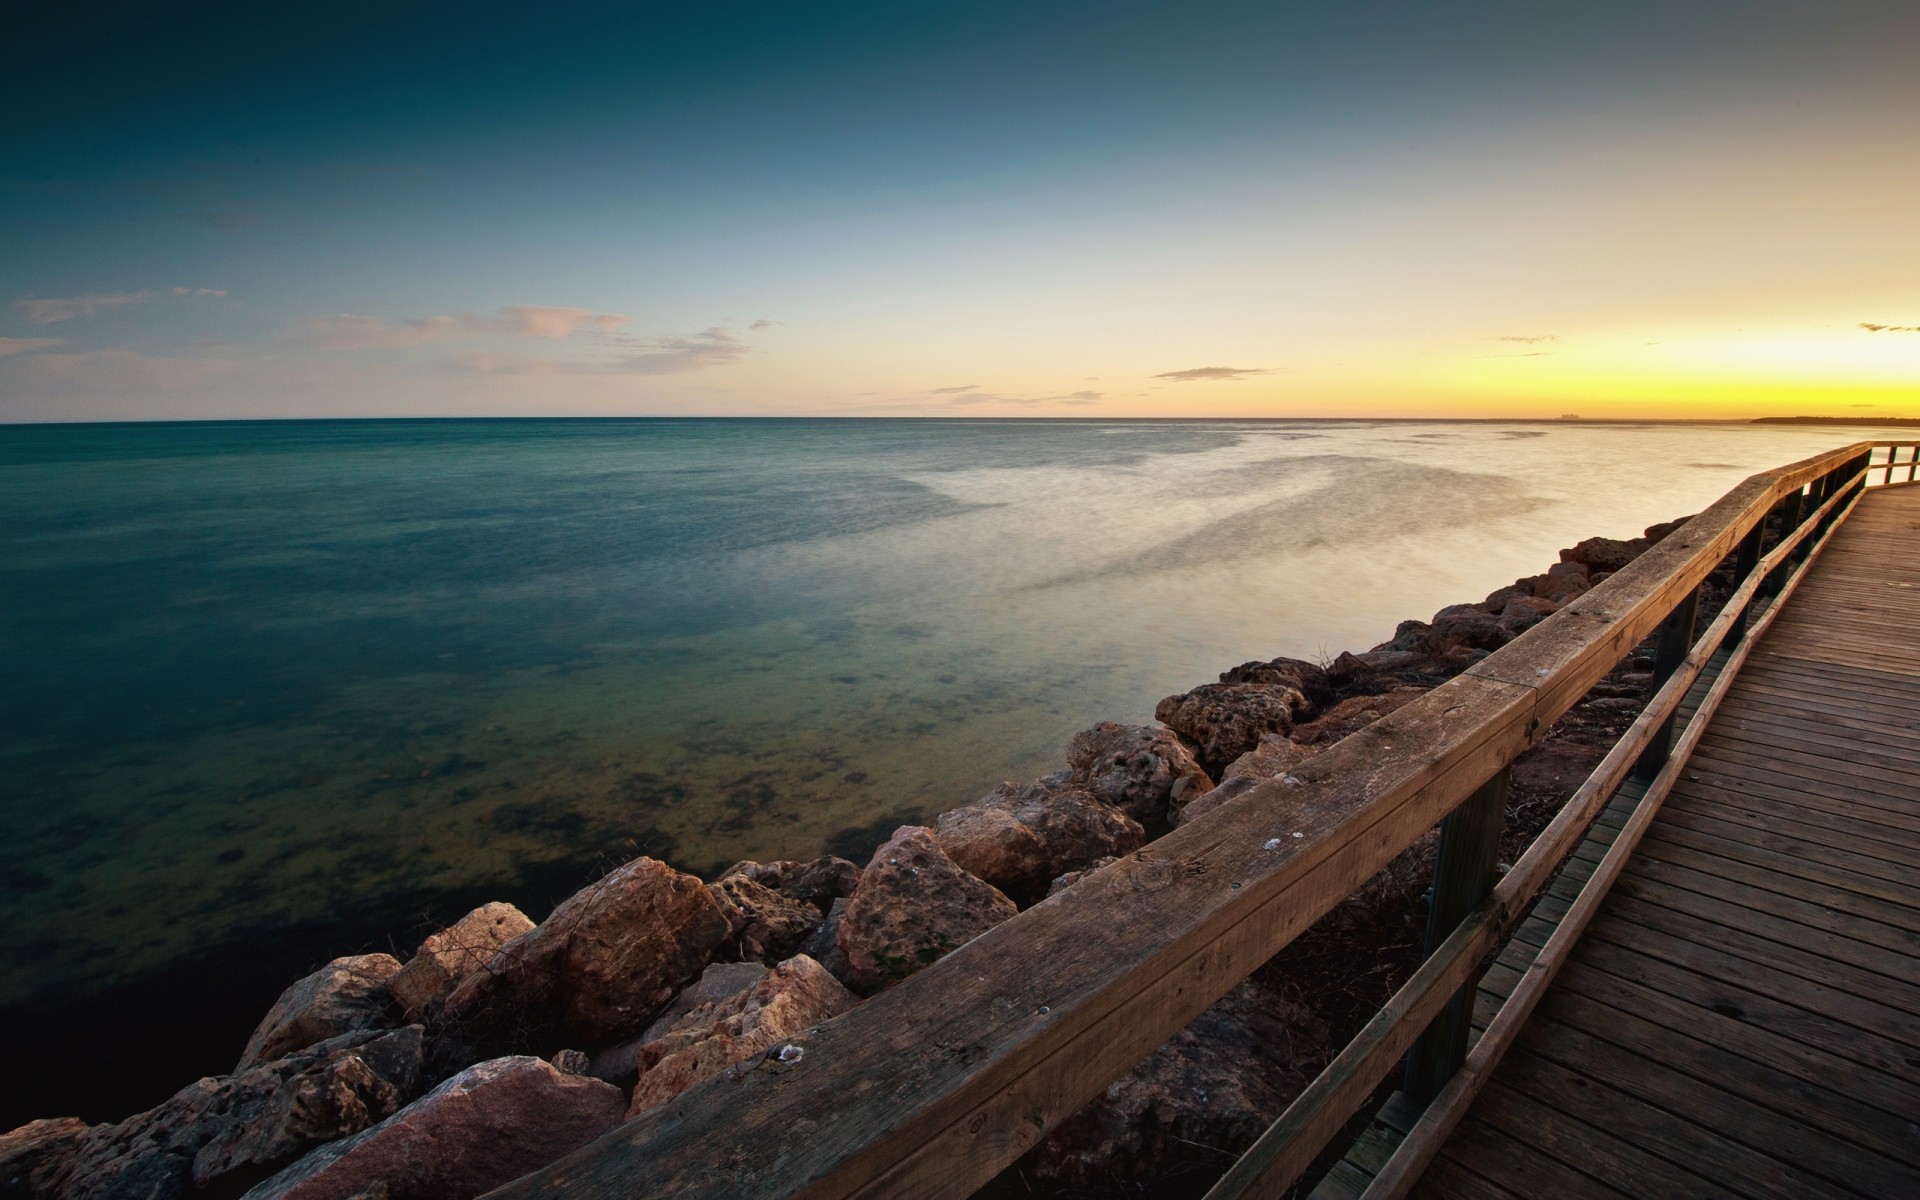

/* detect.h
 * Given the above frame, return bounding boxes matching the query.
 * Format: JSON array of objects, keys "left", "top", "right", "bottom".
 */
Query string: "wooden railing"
[{"left": 489, "top": 440, "right": 1917, "bottom": 1200}]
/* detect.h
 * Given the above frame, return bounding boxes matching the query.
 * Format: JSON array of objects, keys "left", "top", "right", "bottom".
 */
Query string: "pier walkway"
[{"left": 1328, "top": 481, "right": 1920, "bottom": 1199}]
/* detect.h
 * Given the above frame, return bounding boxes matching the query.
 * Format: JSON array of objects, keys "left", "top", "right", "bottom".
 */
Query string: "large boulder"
[
  {"left": 837, "top": 827, "right": 1017, "bottom": 994},
  {"left": 1214, "top": 656, "right": 1335, "bottom": 708},
  {"left": 1025, "top": 981, "right": 1325, "bottom": 1187},
  {"left": 795, "top": 897, "right": 855, "bottom": 990},
  {"left": 716, "top": 857, "right": 860, "bottom": 912},
  {"left": 0, "top": 1117, "right": 90, "bottom": 1200},
  {"left": 1064, "top": 723, "right": 1214, "bottom": 831},
  {"left": 1291, "top": 688, "right": 1430, "bottom": 747},
  {"left": 242, "top": 1057, "right": 624, "bottom": 1200},
  {"left": 1153, "top": 683, "right": 1312, "bottom": 778},
  {"left": 706, "top": 875, "right": 824, "bottom": 964},
  {"left": 1560, "top": 536, "right": 1647, "bottom": 573},
  {"left": 389, "top": 903, "right": 534, "bottom": 1021},
  {"left": 443, "top": 856, "right": 730, "bottom": 1053},
  {"left": 584, "top": 962, "right": 769, "bottom": 1087},
  {"left": 1174, "top": 734, "right": 1320, "bottom": 827},
  {"left": 238, "top": 955, "right": 402, "bottom": 1072},
  {"left": 934, "top": 781, "right": 1143, "bottom": 905},
  {"left": 62, "top": 1027, "right": 424, "bottom": 1200},
  {"left": 627, "top": 955, "right": 856, "bottom": 1118},
  {"left": 1426, "top": 604, "right": 1512, "bottom": 653}
]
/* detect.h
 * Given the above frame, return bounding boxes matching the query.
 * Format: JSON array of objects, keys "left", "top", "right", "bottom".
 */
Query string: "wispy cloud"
[
  {"left": 934, "top": 388, "right": 1104, "bottom": 408},
  {"left": 748, "top": 318, "right": 780, "bottom": 331},
  {"left": 928, "top": 384, "right": 979, "bottom": 394},
  {"left": 1153, "top": 366, "right": 1272, "bottom": 382},
  {"left": 18, "top": 291, "right": 155, "bottom": 324},
  {"left": 444, "top": 326, "right": 753, "bottom": 376},
  {"left": 314, "top": 305, "right": 631, "bottom": 349},
  {"left": 1495, "top": 334, "right": 1559, "bottom": 344},
  {"left": 1860, "top": 322, "right": 1920, "bottom": 333},
  {"left": 0, "top": 337, "right": 62, "bottom": 357},
  {"left": 15, "top": 287, "right": 226, "bottom": 325},
  {"left": 9, "top": 348, "right": 243, "bottom": 389},
  {"left": 607, "top": 326, "right": 749, "bottom": 374}
]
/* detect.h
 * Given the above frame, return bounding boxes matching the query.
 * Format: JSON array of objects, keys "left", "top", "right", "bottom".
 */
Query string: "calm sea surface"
[{"left": 0, "top": 417, "right": 1896, "bottom": 1117}]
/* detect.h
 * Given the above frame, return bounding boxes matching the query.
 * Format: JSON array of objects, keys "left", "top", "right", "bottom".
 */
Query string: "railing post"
[
  {"left": 1404, "top": 766, "right": 1509, "bottom": 1105},
  {"left": 1633, "top": 585, "right": 1700, "bottom": 782},
  {"left": 1726, "top": 523, "right": 1764, "bottom": 647},
  {"left": 1760, "top": 490, "right": 1802, "bottom": 598}
]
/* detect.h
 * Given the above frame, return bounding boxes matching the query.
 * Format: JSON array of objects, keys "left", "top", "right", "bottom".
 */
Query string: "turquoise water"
[{"left": 0, "top": 417, "right": 1897, "bottom": 1119}]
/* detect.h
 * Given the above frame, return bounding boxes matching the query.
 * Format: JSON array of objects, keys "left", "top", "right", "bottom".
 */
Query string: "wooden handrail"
[
  {"left": 487, "top": 440, "right": 1909, "bottom": 1200},
  {"left": 1204, "top": 447, "right": 1877, "bottom": 1199},
  {"left": 1358, "top": 473, "right": 1867, "bottom": 1199}
]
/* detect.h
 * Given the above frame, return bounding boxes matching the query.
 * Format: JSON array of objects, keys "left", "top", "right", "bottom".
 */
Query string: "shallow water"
[{"left": 0, "top": 417, "right": 1896, "bottom": 1116}]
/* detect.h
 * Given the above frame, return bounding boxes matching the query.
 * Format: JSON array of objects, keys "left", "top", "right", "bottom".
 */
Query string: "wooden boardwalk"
[{"left": 1343, "top": 484, "right": 1920, "bottom": 1198}]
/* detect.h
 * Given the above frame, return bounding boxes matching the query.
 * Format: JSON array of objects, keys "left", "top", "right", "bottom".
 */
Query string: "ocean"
[{"left": 0, "top": 416, "right": 1896, "bottom": 1122}]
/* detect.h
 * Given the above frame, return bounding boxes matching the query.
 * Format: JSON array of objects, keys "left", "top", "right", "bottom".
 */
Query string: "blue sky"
[{"left": 4, "top": 1, "right": 1917, "bottom": 420}]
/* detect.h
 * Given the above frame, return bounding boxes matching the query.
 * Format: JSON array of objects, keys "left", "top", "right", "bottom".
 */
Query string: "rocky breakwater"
[{"left": 2, "top": 516, "right": 1719, "bottom": 1200}]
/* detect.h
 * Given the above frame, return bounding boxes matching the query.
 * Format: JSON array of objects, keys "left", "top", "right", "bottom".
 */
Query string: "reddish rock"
[
  {"left": 627, "top": 955, "right": 856, "bottom": 1117},
  {"left": 63, "top": 1027, "right": 424, "bottom": 1200},
  {"left": 1174, "top": 734, "right": 1320, "bottom": 827},
  {"left": 934, "top": 780, "right": 1143, "bottom": 904},
  {"left": 837, "top": 826, "right": 1017, "bottom": 994},
  {"left": 242, "top": 1057, "right": 624, "bottom": 1200},
  {"left": 717, "top": 857, "right": 860, "bottom": 912},
  {"left": 1214, "top": 656, "right": 1334, "bottom": 708},
  {"left": 1026, "top": 981, "right": 1325, "bottom": 1188},
  {"left": 1, "top": 1117, "right": 90, "bottom": 1200},
  {"left": 389, "top": 903, "right": 534, "bottom": 1021},
  {"left": 1497, "top": 595, "right": 1559, "bottom": 635},
  {"left": 583, "top": 961, "right": 769, "bottom": 1087},
  {"left": 1153, "top": 683, "right": 1311, "bottom": 777},
  {"left": 1644, "top": 516, "right": 1692, "bottom": 543},
  {"left": 547, "top": 1049, "right": 590, "bottom": 1076},
  {"left": 238, "top": 955, "right": 402, "bottom": 1072},
  {"left": 1560, "top": 535, "right": 1647, "bottom": 572},
  {"left": 795, "top": 897, "right": 855, "bottom": 990},
  {"left": 1045, "top": 857, "right": 1117, "bottom": 899},
  {"left": 1292, "top": 688, "right": 1430, "bottom": 747},
  {"left": 1426, "top": 603, "right": 1513, "bottom": 652},
  {"left": 1064, "top": 723, "right": 1214, "bottom": 831},
  {"left": 707, "top": 875, "right": 823, "bottom": 964},
  {"left": 443, "top": 856, "right": 730, "bottom": 1052}
]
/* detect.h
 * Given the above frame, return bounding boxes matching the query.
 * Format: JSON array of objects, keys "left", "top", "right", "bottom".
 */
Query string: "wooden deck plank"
[
  {"left": 1610, "top": 847, "right": 1920, "bottom": 960},
  {"left": 1665, "top": 788, "right": 1920, "bottom": 858},
  {"left": 1639, "top": 807, "right": 1920, "bottom": 897},
  {"left": 1506, "top": 1016, "right": 1916, "bottom": 1197},
  {"left": 1489, "top": 958, "right": 1920, "bottom": 1141},
  {"left": 1462, "top": 1074, "right": 1742, "bottom": 1200},
  {"left": 1669, "top": 764, "right": 1920, "bottom": 831},
  {"left": 1677, "top": 748, "right": 1920, "bottom": 820},
  {"left": 1703, "top": 707, "right": 1920, "bottom": 767},
  {"left": 1425, "top": 1117, "right": 1630, "bottom": 1200},
  {"left": 1501, "top": 920, "right": 1920, "bottom": 1081},
  {"left": 1538, "top": 988, "right": 1920, "bottom": 1171}
]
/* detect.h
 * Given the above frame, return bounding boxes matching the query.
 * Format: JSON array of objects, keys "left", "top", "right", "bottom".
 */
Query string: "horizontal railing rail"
[{"left": 488, "top": 440, "right": 1911, "bottom": 1200}]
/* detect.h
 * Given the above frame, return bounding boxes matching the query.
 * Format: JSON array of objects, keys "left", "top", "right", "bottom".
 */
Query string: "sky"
[{"left": 2, "top": 0, "right": 1917, "bottom": 422}]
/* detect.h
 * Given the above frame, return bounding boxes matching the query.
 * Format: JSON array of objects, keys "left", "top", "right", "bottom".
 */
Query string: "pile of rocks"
[{"left": 0, "top": 518, "right": 1695, "bottom": 1200}]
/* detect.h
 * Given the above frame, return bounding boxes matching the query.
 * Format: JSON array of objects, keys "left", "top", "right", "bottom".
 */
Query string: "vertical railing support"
[
  {"left": 1761, "top": 490, "right": 1802, "bottom": 599},
  {"left": 1404, "top": 766, "right": 1510, "bottom": 1105},
  {"left": 1726, "top": 523, "right": 1764, "bottom": 647},
  {"left": 1633, "top": 585, "right": 1700, "bottom": 782}
]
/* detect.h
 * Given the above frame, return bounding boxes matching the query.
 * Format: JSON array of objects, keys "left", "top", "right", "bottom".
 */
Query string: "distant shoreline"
[{"left": 1749, "top": 415, "right": 1920, "bottom": 426}]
